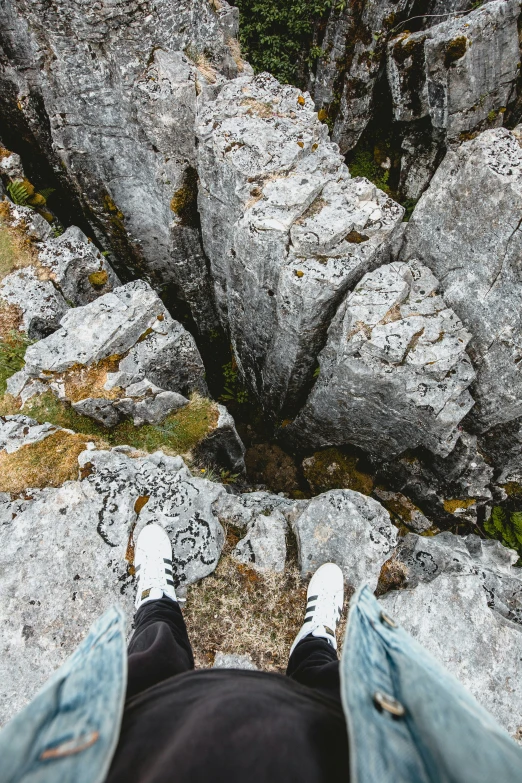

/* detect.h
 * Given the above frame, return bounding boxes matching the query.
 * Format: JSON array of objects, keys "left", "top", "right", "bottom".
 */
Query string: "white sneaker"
[
  {"left": 290, "top": 563, "right": 344, "bottom": 655},
  {"left": 134, "top": 524, "right": 177, "bottom": 609}
]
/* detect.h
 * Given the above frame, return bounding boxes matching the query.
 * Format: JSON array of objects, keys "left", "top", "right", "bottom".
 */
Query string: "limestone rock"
[
  {"left": 197, "top": 72, "right": 403, "bottom": 414},
  {"left": 37, "top": 226, "right": 120, "bottom": 304},
  {"left": 0, "top": 0, "right": 240, "bottom": 338},
  {"left": 289, "top": 259, "right": 474, "bottom": 460},
  {"left": 401, "top": 128, "right": 522, "bottom": 469},
  {"left": 233, "top": 510, "right": 287, "bottom": 572},
  {"left": 16, "top": 280, "right": 207, "bottom": 427},
  {"left": 194, "top": 404, "right": 246, "bottom": 475},
  {"left": 0, "top": 437, "right": 229, "bottom": 726},
  {"left": 0, "top": 267, "right": 69, "bottom": 338},
  {"left": 381, "top": 531, "right": 522, "bottom": 738},
  {"left": 213, "top": 652, "right": 257, "bottom": 670},
  {"left": 388, "top": 1, "right": 520, "bottom": 141},
  {"left": 291, "top": 489, "right": 397, "bottom": 588}
]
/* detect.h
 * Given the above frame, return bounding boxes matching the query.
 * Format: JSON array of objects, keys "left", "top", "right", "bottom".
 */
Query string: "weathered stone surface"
[
  {"left": 15, "top": 280, "right": 207, "bottom": 427},
  {"left": 401, "top": 128, "right": 522, "bottom": 468},
  {"left": 194, "top": 404, "right": 246, "bottom": 475},
  {"left": 0, "top": 266, "right": 69, "bottom": 338},
  {"left": 311, "top": 0, "right": 415, "bottom": 154},
  {"left": 213, "top": 652, "right": 258, "bottom": 670},
  {"left": 381, "top": 531, "right": 522, "bottom": 738},
  {"left": 197, "top": 72, "right": 403, "bottom": 413},
  {"left": 0, "top": 431, "right": 232, "bottom": 725},
  {"left": 289, "top": 259, "right": 474, "bottom": 460},
  {"left": 233, "top": 510, "right": 287, "bottom": 572},
  {"left": 0, "top": 1, "right": 242, "bottom": 338},
  {"left": 38, "top": 226, "right": 120, "bottom": 304},
  {"left": 291, "top": 489, "right": 397, "bottom": 588},
  {"left": 388, "top": 0, "right": 521, "bottom": 140}
]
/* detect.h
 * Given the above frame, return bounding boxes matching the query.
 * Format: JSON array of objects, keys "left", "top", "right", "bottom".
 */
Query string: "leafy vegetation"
[
  {"left": 220, "top": 358, "right": 249, "bottom": 405},
  {"left": 484, "top": 506, "right": 522, "bottom": 563},
  {"left": 233, "top": 0, "right": 338, "bottom": 86}
]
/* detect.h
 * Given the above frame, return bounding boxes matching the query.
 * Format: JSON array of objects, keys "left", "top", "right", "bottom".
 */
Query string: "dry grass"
[
  {"left": 0, "top": 204, "right": 36, "bottom": 281},
  {"left": 185, "top": 527, "right": 351, "bottom": 671},
  {"left": 0, "top": 429, "right": 106, "bottom": 494},
  {"left": 60, "top": 355, "right": 123, "bottom": 403},
  {"left": 0, "top": 302, "right": 23, "bottom": 340},
  {"left": 227, "top": 37, "right": 244, "bottom": 72}
]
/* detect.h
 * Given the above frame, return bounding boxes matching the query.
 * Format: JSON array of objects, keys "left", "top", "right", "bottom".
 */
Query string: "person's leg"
[
  {"left": 286, "top": 635, "right": 340, "bottom": 702},
  {"left": 126, "top": 524, "right": 195, "bottom": 700},
  {"left": 126, "top": 597, "right": 194, "bottom": 699},
  {"left": 286, "top": 563, "right": 343, "bottom": 703}
]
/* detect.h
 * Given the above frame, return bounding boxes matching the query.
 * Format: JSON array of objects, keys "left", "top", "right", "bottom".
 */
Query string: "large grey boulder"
[
  {"left": 0, "top": 0, "right": 241, "bottom": 338},
  {"left": 12, "top": 280, "right": 207, "bottom": 427},
  {"left": 291, "top": 489, "right": 397, "bottom": 588},
  {"left": 387, "top": 0, "right": 521, "bottom": 141},
  {"left": 197, "top": 72, "right": 403, "bottom": 414},
  {"left": 0, "top": 267, "right": 69, "bottom": 339},
  {"left": 381, "top": 532, "right": 522, "bottom": 738},
  {"left": 401, "top": 128, "right": 522, "bottom": 469},
  {"left": 233, "top": 510, "right": 287, "bottom": 573},
  {"left": 288, "top": 259, "right": 475, "bottom": 460}
]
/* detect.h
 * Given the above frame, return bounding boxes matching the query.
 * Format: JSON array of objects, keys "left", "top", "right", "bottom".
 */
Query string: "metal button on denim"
[
  {"left": 373, "top": 691, "right": 405, "bottom": 717},
  {"left": 380, "top": 610, "right": 397, "bottom": 628}
]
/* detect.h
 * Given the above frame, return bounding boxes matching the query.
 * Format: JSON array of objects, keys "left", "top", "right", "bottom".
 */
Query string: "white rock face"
[
  {"left": 401, "top": 128, "right": 522, "bottom": 455},
  {"left": 289, "top": 259, "right": 474, "bottom": 460},
  {"left": 37, "top": 226, "right": 120, "bottom": 304},
  {"left": 382, "top": 532, "right": 522, "bottom": 739},
  {"left": 0, "top": 0, "right": 241, "bottom": 337},
  {"left": 0, "top": 266, "right": 68, "bottom": 338},
  {"left": 197, "top": 71, "right": 403, "bottom": 414},
  {"left": 233, "top": 510, "right": 287, "bottom": 572},
  {"left": 291, "top": 489, "right": 397, "bottom": 589},
  {"left": 16, "top": 280, "right": 207, "bottom": 427},
  {"left": 387, "top": 0, "right": 521, "bottom": 139},
  {"left": 213, "top": 652, "right": 258, "bottom": 670}
]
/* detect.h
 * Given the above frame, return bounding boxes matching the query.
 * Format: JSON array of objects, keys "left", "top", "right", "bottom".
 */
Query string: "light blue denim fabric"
[
  {"left": 0, "top": 606, "right": 127, "bottom": 783},
  {"left": 2, "top": 589, "right": 522, "bottom": 783},
  {"left": 342, "top": 585, "right": 522, "bottom": 783}
]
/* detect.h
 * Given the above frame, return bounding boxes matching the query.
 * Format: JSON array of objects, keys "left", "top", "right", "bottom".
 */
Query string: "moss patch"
[
  {"left": 444, "top": 37, "right": 467, "bottom": 68},
  {"left": 0, "top": 429, "right": 106, "bottom": 494},
  {"left": 303, "top": 448, "right": 374, "bottom": 496},
  {"left": 170, "top": 167, "right": 199, "bottom": 227},
  {"left": 88, "top": 270, "right": 109, "bottom": 288},
  {"left": 0, "top": 390, "right": 219, "bottom": 457},
  {"left": 0, "top": 331, "right": 31, "bottom": 394},
  {"left": 484, "top": 506, "right": 522, "bottom": 561},
  {"left": 443, "top": 497, "right": 475, "bottom": 514}
]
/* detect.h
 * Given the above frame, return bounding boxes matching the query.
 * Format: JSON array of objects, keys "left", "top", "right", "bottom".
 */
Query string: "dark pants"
[{"left": 127, "top": 598, "right": 340, "bottom": 703}]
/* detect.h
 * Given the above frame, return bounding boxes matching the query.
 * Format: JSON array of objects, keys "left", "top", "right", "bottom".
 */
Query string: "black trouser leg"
[
  {"left": 286, "top": 634, "right": 341, "bottom": 703},
  {"left": 126, "top": 597, "right": 194, "bottom": 700}
]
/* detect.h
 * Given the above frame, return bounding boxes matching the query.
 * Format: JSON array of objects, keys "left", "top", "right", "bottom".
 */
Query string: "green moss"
[
  {"left": 303, "top": 448, "right": 374, "bottom": 495},
  {"left": 1, "top": 390, "right": 218, "bottom": 456},
  {"left": 88, "top": 270, "right": 109, "bottom": 288},
  {"left": 0, "top": 332, "right": 31, "bottom": 395},
  {"left": 444, "top": 37, "right": 467, "bottom": 68},
  {"left": 443, "top": 497, "right": 475, "bottom": 514},
  {"left": 170, "top": 167, "right": 199, "bottom": 227},
  {"left": 484, "top": 506, "right": 522, "bottom": 560}
]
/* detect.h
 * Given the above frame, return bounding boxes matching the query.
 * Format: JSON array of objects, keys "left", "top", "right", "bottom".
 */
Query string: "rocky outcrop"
[
  {"left": 197, "top": 71, "right": 403, "bottom": 414},
  {"left": 288, "top": 259, "right": 475, "bottom": 460},
  {"left": 0, "top": 199, "right": 118, "bottom": 338},
  {"left": 388, "top": 1, "right": 520, "bottom": 141},
  {"left": 9, "top": 280, "right": 207, "bottom": 426},
  {"left": 401, "top": 128, "right": 522, "bottom": 472},
  {"left": 381, "top": 531, "right": 522, "bottom": 739},
  {"left": 0, "top": 0, "right": 242, "bottom": 338}
]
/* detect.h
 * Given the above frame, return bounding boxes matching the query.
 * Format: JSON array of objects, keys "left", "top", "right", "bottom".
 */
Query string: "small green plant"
[
  {"left": 220, "top": 359, "right": 250, "bottom": 405},
  {"left": 484, "top": 506, "right": 522, "bottom": 562},
  {"left": 51, "top": 223, "right": 65, "bottom": 238},
  {"left": 6, "top": 180, "right": 30, "bottom": 206}
]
